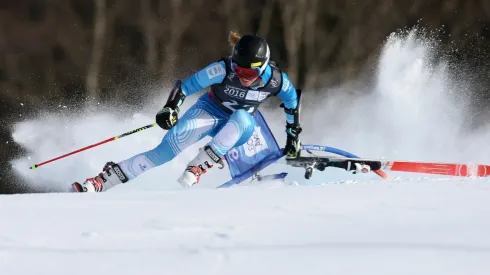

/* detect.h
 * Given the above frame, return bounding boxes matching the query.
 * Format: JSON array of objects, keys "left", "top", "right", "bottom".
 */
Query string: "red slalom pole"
[{"left": 29, "top": 123, "right": 158, "bottom": 169}]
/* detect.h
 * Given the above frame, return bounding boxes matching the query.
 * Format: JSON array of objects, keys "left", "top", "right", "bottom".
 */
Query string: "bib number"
[{"left": 222, "top": 100, "right": 255, "bottom": 113}]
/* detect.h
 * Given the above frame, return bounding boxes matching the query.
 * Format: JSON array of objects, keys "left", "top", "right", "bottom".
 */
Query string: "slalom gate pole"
[{"left": 29, "top": 123, "right": 158, "bottom": 170}]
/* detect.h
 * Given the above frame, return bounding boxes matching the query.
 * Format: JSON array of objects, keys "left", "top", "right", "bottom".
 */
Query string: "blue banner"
[{"left": 220, "top": 110, "right": 283, "bottom": 187}]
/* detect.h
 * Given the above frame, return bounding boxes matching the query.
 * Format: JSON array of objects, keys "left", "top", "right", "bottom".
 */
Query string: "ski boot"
[
  {"left": 178, "top": 145, "right": 224, "bottom": 188},
  {"left": 72, "top": 162, "right": 129, "bottom": 192},
  {"left": 347, "top": 161, "right": 372, "bottom": 174}
]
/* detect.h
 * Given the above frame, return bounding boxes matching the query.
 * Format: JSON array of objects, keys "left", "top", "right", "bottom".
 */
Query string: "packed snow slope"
[{"left": 1, "top": 179, "right": 490, "bottom": 275}]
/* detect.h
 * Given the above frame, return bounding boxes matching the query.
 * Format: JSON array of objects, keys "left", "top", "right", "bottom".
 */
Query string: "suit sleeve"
[
  {"left": 180, "top": 61, "right": 227, "bottom": 96},
  {"left": 277, "top": 72, "right": 298, "bottom": 124}
]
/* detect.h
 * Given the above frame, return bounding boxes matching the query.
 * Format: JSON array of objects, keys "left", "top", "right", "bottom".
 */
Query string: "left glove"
[
  {"left": 284, "top": 123, "right": 302, "bottom": 158},
  {"left": 156, "top": 107, "right": 179, "bottom": 130}
]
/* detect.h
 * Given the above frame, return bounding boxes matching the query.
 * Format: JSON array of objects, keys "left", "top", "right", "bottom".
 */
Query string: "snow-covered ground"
[{"left": 1, "top": 178, "right": 490, "bottom": 275}]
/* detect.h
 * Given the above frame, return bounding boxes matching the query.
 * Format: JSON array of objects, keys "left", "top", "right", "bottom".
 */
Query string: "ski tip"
[
  {"left": 29, "top": 164, "right": 37, "bottom": 170},
  {"left": 374, "top": 169, "right": 389, "bottom": 179},
  {"left": 72, "top": 182, "right": 83, "bottom": 192}
]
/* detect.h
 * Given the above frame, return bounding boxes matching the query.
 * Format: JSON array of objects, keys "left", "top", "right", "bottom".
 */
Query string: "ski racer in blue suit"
[{"left": 73, "top": 32, "right": 303, "bottom": 192}]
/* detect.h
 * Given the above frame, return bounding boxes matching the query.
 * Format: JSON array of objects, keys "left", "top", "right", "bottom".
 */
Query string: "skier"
[
  {"left": 72, "top": 32, "right": 369, "bottom": 192},
  {"left": 72, "top": 32, "right": 303, "bottom": 192}
]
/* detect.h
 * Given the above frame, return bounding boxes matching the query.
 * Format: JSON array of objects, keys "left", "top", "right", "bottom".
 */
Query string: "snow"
[{"left": 1, "top": 179, "right": 490, "bottom": 275}]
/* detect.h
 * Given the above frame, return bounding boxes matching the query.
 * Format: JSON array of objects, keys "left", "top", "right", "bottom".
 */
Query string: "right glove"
[
  {"left": 156, "top": 107, "right": 179, "bottom": 130},
  {"left": 157, "top": 80, "right": 186, "bottom": 130},
  {"left": 283, "top": 123, "right": 302, "bottom": 159}
]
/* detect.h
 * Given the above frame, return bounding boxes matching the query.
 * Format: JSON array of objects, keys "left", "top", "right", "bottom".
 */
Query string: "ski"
[{"left": 286, "top": 156, "right": 490, "bottom": 179}]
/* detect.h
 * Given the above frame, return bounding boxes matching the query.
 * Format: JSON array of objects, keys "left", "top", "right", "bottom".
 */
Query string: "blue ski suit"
[{"left": 118, "top": 57, "right": 299, "bottom": 180}]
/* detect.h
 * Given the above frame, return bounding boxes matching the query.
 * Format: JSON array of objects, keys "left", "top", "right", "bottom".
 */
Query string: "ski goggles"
[{"left": 233, "top": 63, "right": 262, "bottom": 79}]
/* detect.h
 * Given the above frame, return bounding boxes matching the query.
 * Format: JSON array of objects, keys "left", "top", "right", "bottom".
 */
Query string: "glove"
[
  {"left": 156, "top": 107, "right": 179, "bottom": 130},
  {"left": 157, "top": 80, "right": 186, "bottom": 130},
  {"left": 284, "top": 123, "right": 302, "bottom": 158}
]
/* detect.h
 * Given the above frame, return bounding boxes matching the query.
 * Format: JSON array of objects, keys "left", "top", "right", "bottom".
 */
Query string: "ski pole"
[{"left": 29, "top": 123, "right": 158, "bottom": 170}]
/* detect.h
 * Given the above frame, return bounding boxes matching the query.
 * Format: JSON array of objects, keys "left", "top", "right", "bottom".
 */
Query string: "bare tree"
[
  {"left": 86, "top": 0, "right": 107, "bottom": 104},
  {"left": 224, "top": 0, "right": 251, "bottom": 33},
  {"left": 302, "top": 0, "right": 319, "bottom": 89},
  {"left": 158, "top": 0, "right": 203, "bottom": 79},
  {"left": 278, "top": 0, "right": 307, "bottom": 85},
  {"left": 257, "top": 0, "right": 275, "bottom": 37},
  {"left": 141, "top": 0, "right": 158, "bottom": 73},
  {"left": 304, "top": 2, "right": 353, "bottom": 88},
  {"left": 481, "top": 0, "right": 490, "bottom": 16}
]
